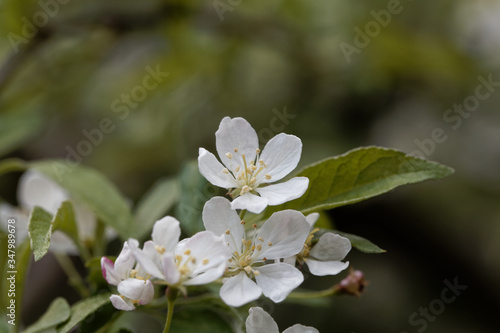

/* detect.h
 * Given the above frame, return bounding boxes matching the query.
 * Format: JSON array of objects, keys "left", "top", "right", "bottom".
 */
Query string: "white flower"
[
  {"left": 130, "top": 216, "right": 231, "bottom": 294},
  {"left": 198, "top": 117, "right": 309, "bottom": 214},
  {"left": 0, "top": 170, "right": 99, "bottom": 254},
  {"left": 246, "top": 307, "right": 319, "bottom": 333},
  {"left": 101, "top": 240, "right": 154, "bottom": 311},
  {"left": 202, "top": 197, "right": 310, "bottom": 307},
  {"left": 285, "top": 213, "right": 351, "bottom": 276}
]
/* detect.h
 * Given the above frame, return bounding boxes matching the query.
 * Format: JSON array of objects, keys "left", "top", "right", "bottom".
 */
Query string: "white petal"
[
  {"left": 283, "top": 324, "right": 319, "bottom": 333},
  {"left": 138, "top": 280, "right": 155, "bottom": 305},
  {"left": 230, "top": 193, "right": 268, "bottom": 214},
  {"left": 256, "top": 177, "right": 309, "bottom": 206},
  {"left": 18, "top": 170, "right": 69, "bottom": 215},
  {"left": 162, "top": 252, "right": 181, "bottom": 285},
  {"left": 152, "top": 216, "right": 181, "bottom": 252},
  {"left": 184, "top": 261, "right": 226, "bottom": 286},
  {"left": 198, "top": 148, "right": 237, "bottom": 188},
  {"left": 202, "top": 197, "right": 244, "bottom": 252},
  {"left": 246, "top": 307, "right": 280, "bottom": 333},
  {"left": 72, "top": 200, "right": 97, "bottom": 241},
  {"left": 110, "top": 294, "right": 135, "bottom": 311},
  {"left": 255, "top": 263, "right": 303, "bottom": 303},
  {"left": 101, "top": 257, "right": 121, "bottom": 285},
  {"left": 283, "top": 256, "right": 297, "bottom": 266},
  {"left": 117, "top": 278, "right": 150, "bottom": 301},
  {"left": 309, "top": 233, "right": 351, "bottom": 261},
  {"left": 306, "top": 259, "right": 349, "bottom": 276},
  {"left": 114, "top": 241, "right": 137, "bottom": 279},
  {"left": 138, "top": 241, "right": 161, "bottom": 277},
  {"left": 178, "top": 231, "right": 230, "bottom": 277},
  {"left": 305, "top": 213, "right": 320, "bottom": 228},
  {"left": 220, "top": 271, "right": 262, "bottom": 307},
  {"left": 216, "top": 117, "right": 258, "bottom": 171},
  {"left": 129, "top": 241, "right": 165, "bottom": 280},
  {"left": 49, "top": 230, "right": 78, "bottom": 254},
  {"left": 259, "top": 134, "right": 302, "bottom": 183},
  {"left": 257, "top": 210, "right": 310, "bottom": 260}
]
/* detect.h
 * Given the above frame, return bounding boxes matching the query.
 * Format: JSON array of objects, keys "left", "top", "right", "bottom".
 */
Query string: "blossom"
[
  {"left": 246, "top": 307, "right": 319, "bottom": 333},
  {"left": 198, "top": 116, "right": 309, "bottom": 214},
  {"left": 129, "top": 216, "right": 231, "bottom": 294},
  {"left": 0, "top": 170, "right": 99, "bottom": 254},
  {"left": 285, "top": 213, "right": 351, "bottom": 276},
  {"left": 101, "top": 240, "right": 154, "bottom": 311},
  {"left": 202, "top": 197, "right": 310, "bottom": 307}
]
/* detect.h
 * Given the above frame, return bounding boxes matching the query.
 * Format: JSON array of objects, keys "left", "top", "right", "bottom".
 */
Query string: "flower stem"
[
  {"left": 287, "top": 286, "right": 340, "bottom": 299},
  {"left": 163, "top": 287, "right": 178, "bottom": 333},
  {"left": 53, "top": 252, "right": 89, "bottom": 298},
  {"left": 239, "top": 209, "right": 247, "bottom": 220}
]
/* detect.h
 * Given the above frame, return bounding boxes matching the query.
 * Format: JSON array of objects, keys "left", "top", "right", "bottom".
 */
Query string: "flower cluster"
[
  {"left": 102, "top": 117, "right": 352, "bottom": 326},
  {"left": 102, "top": 216, "right": 231, "bottom": 310}
]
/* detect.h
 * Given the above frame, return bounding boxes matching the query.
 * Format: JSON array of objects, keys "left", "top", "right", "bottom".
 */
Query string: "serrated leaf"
[
  {"left": 28, "top": 207, "right": 54, "bottom": 261},
  {"left": 52, "top": 201, "right": 90, "bottom": 260},
  {"left": 264, "top": 147, "right": 454, "bottom": 216},
  {"left": 31, "top": 161, "right": 134, "bottom": 239},
  {"left": 24, "top": 298, "right": 71, "bottom": 333},
  {"left": 175, "top": 162, "right": 223, "bottom": 235},
  {"left": 52, "top": 201, "right": 79, "bottom": 245},
  {"left": 333, "top": 230, "right": 386, "bottom": 254},
  {"left": 56, "top": 293, "right": 111, "bottom": 333},
  {"left": 134, "top": 177, "right": 179, "bottom": 239}
]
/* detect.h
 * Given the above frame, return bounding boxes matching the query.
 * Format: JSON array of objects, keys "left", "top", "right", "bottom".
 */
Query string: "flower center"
[
  {"left": 225, "top": 224, "right": 270, "bottom": 278},
  {"left": 222, "top": 148, "right": 272, "bottom": 197},
  {"left": 174, "top": 249, "right": 210, "bottom": 282},
  {"left": 296, "top": 228, "right": 319, "bottom": 264}
]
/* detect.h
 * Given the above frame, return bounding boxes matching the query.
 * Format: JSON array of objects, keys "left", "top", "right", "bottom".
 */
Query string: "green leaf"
[
  {"left": 0, "top": 111, "right": 44, "bottom": 158},
  {"left": 333, "top": 230, "right": 386, "bottom": 254},
  {"left": 24, "top": 298, "right": 71, "bottom": 333},
  {"left": 52, "top": 201, "right": 90, "bottom": 260},
  {"left": 28, "top": 207, "right": 54, "bottom": 261},
  {"left": 169, "top": 308, "right": 232, "bottom": 333},
  {"left": 0, "top": 158, "right": 26, "bottom": 176},
  {"left": 133, "top": 177, "right": 180, "bottom": 239},
  {"left": 175, "top": 162, "right": 223, "bottom": 235},
  {"left": 31, "top": 160, "right": 134, "bottom": 239},
  {"left": 264, "top": 146, "right": 454, "bottom": 216},
  {"left": 1, "top": 240, "right": 32, "bottom": 328},
  {"left": 56, "top": 293, "right": 111, "bottom": 333}
]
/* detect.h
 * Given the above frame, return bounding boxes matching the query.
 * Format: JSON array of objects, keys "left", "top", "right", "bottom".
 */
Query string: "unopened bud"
[{"left": 336, "top": 269, "right": 367, "bottom": 297}]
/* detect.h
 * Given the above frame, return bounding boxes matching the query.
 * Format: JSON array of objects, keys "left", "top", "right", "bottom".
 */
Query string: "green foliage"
[
  {"left": 28, "top": 206, "right": 53, "bottom": 262},
  {"left": 332, "top": 230, "right": 386, "bottom": 254},
  {"left": 0, "top": 111, "right": 44, "bottom": 158},
  {"left": 23, "top": 298, "right": 71, "bottom": 333},
  {"left": 56, "top": 293, "right": 111, "bottom": 333},
  {"left": 134, "top": 177, "right": 180, "bottom": 239},
  {"left": 0, "top": 158, "right": 26, "bottom": 176},
  {"left": 31, "top": 160, "right": 134, "bottom": 240},
  {"left": 264, "top": 147, "right": 454, "bottom": 217},
  {"left": 169, "top": 308, "right": 232, "bottom": 333},
  {"left": 175, "top": 162, "right": 222, "bottom": 236}
]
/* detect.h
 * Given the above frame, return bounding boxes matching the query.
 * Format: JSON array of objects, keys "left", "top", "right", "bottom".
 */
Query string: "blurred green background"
[{"left": 1, "top": 0, "right": 499, "bottom": 332}]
